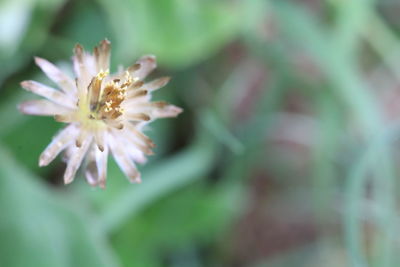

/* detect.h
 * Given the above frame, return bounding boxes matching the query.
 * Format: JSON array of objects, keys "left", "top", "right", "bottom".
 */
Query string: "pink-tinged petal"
[
  {"left": 94, "top": 130, "right": 106, "bottom": 152},
  {"left": 64, "top": 135, "right": 92, "bottom": 184},
  {"left": 96, "top": 144, "right": 109, "bottom": 188},
  {"left": 54, "top": 113, "right": 76, "bottom": 123},
  {"left": 122, "top": 95, "right": 152, "bottom": 109},
  {"left": 39, "top": 124, "right": 79, "bottom": 167},
  {"left": 124, "top": 102, "right": 183, "bottom": 119},
  {"left": 124, "top": 112, "right": 151, "bottom": 122},
  {"left": 124, "top": 122, "right": 155, "bottom": 148},
  {"left": 116, "top": 128, "right": 148, "bottom": 163},
  {"left": 34, "top": 57, "right": 76, "bottom": 96},
  {"left": 93, "top": 39, "right": 111, "bottom": 73},
  {"left": 73, "top": 44, "right": 96, "bottom": 97},
  {"left": 104, "top": 119, "right": 124, "bottom": 130},
  {"left": 20, "top": 39, "right": 183, "bottom": 187},
  {"left": 18, "top": 100, "right": 73, "bottom": 116},
  {"left": 108, "top": 133, "right": 141, "bottom": 183},
  {"left": 130, "top": 55, "right": 157, "bottom": 80},
  {"left": 151, "top": 104, "right": 183, "bottom": 118},
  {"left": 21, "top": 80, "right": 76, "bottom": 108},
  {"left": 126, "top": 89, "right": 148, "bottom": 99},
  {"left": 85, "top": 154, "right": 98, "bottom": 186},
  {"left": 142, "top": 76, "right": 170, "bottom": 92},
  {"left": 85, "top": 144, "right": 109, "bottom": 188},
  {"left": 75, "top": 129, "right": 90, "bottom": 148}
]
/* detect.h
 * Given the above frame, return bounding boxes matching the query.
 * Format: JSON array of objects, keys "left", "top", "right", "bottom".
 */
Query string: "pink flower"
[{"left": 19, "top": 40, "right": 182, "bottom": 188}]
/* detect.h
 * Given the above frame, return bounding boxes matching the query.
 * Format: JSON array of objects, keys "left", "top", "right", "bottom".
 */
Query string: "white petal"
[
  {"left": 117, "top": 128, "right": 148, "bottom": 163},
  {"left": 85, "top": 150, "right": 98, "bottom": 186},
  {"left": 96, "top": 145, "right": 109, "bottom": 187},
  {"left": 124, "top": 112, "right": 151, "bottom": 122},
  {"left": 94, "top": 39, "right": 111, "bottom": 73},
  {"left": 64, "top": 134, "right": 92, "bottom": 184},
  {"left": 18, "top": 99, "right": 73, "bottom": 116},
  {"left": 94, "top": 130, "right": 106, "bottom": 152},
  {"left": 126, "top": 89, "right": 148, "bottom": 100},
  {"left": 108, "top": 133, "right": 141, "bottom": 183},
  {"left": 124, "top": 122, "right": 155, "bottom": 148},
  {"left": 21, "top": 80, "right": 76, "bottom": 108},
  {"left": 131, "top": 55, "right": 156, "bottom": 81},
  {"left": 85, "top": 144, "right": 109, "bottom": 188},
  {"left": 124, "top": 102, "right": 182, "bottom": 119},
  {"left": 34, "top": 57, "right": 77, "bottom": 97},
  {"left": 151, "top": 104, "right": 183, "bottom": 118},
  {"left": 122, "top": 95, "right": 151, "bottom": 109},
  {"left": 39, "top": 124, "right": 78, "bottom": 166},
  {"left": 73, "top": 44, "right": 96, "bottom": 98},
  {"left": 142, "top": 77, "right": 170, "bottom": 92}
]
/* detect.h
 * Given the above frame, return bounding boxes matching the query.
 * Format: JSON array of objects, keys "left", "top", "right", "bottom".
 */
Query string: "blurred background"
[{"left": 1, "top": 0, "right": 400, "bottom": 266}]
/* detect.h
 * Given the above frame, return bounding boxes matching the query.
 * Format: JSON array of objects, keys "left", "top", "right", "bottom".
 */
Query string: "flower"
[{"left": 19, "top": 40, "right": 182, "bottom": 188}]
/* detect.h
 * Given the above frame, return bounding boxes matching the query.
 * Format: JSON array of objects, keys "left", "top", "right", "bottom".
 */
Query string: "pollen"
[{"left": 87, "top": 70, "right": 133, "bottom": 120}]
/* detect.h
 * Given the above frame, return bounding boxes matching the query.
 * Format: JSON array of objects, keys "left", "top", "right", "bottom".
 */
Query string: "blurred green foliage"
[{"left": 2, "top": 0, "right": 400, "bottom": 266}]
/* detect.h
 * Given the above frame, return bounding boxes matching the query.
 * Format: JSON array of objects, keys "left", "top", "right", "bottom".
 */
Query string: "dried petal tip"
[
  {"left": 74, "top": 44, "right": 84, "bottom": 60},
  {"left": 129, "top": 172, "right": 142, "bottom": 184},
  {"left": 129, "top": 89, "right": 148, "bottom": 98},
  {"left": 128, "top": 113, "right": 151, "bottom": 121},
  {"left": 75, "top": 139, "right": 82, "bottom": 148},
  {"left": 54, "top": 114, "right": 73, "bottom": 123},
  {"left": 145, "top": 76, "right": 171, "bottom": 92},
  {"left": 128, "top": 63, "right": 141, "bottom": 72},
  {"left": 100, "top": 39, "right": 111, "bottom": 48}
]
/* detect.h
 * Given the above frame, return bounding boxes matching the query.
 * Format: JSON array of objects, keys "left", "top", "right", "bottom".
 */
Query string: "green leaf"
[
  {"left": 113, "top": 180, "right": 243, "bottom": 267},
  {"left": 0, "top": 144, "right": 119, "bottom": 267},
  {"left": 96, "top": 0, "right": 240, "bottom": 68},
  {"left": 100, "top": 132, "right": 217, "bottom": 233},
  {"left": 0, "top": 0, "right": 66, "bottom": 83}
]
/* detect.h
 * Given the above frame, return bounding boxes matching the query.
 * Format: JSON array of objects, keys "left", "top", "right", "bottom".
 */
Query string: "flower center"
[{"left": 88, "top": 70, "right": 133, "bottom": 120}]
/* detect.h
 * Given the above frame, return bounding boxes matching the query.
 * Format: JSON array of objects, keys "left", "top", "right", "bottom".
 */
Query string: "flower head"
[{"left": 19, "top": 40, "right": 182, "bottom": 188}]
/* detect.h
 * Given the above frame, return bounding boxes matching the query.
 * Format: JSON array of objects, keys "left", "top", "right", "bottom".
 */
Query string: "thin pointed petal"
[
  {"left": 127, "top": 89, "right": 148, "bottom": 99},
  {"left": 94, "top": 130, "right": 106, "bottom": 152},
  {"left": 104, "top": 120, "right": 124, "bottom": 130},
  {"left": 96, "top": 145, "right": 109, "bottom": 188},
  {"left": 124, "top": 122, "right": 155, "bottom": 148},
  {"left": 127, "top": 63, "right": 141, "bottom": 72},
  {"left": 54, "top": 113, "right": 75, "bottom": 123},
  {"left": 85, "top": 144, "right": 108, "bottom": 188},
  {"left": 18, "top": 100, "right": 72, "bottom": 116},
  {"left": 64, "top": 135, "right": 92, "bottom": 184},
  {"left": 21, "top": 80, "right": 75, "bottom": 108},
  {"left": 94, "top": 39, "right": 111, "bottom": 72},
  {"left": 75, "top": 129, "right": 90, "bottom": 148},
  {"left": 109, "top": 135, "right": 141, "bottom": 183},
  {"left": 85, "top": 158, "right": 98, "bottom": 186},
  {"left": 142, "top": 76, "right": 170, "bottom": 92},
  {"left": 124, "top": 102, "right": 183, "bottom": 119},
  {"left": 151, "top": 104, "right": 183, "bottom": 118},
  {"left": 39, "top": 125, "right": 78, "bottom": 166},
  {"left": 34, "top": 57, "right": 76, "bottom": 96},
  {"left": 125, "top": 112, "right": 151, "bottom": 122},
  {"left": 73, "top": 44, "right": 94, "bottom": 96},
  {"left": 130, "top": 55, "right": 156, "bottom": 80},
  {"left": 110, "top": 128, "right": 148, "bottom": 164}
]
